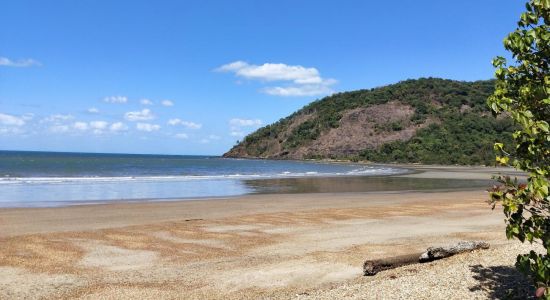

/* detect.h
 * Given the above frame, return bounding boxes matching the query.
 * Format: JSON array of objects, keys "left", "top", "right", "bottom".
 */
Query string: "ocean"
[{"left": 0, "top": 150, "right": 409, "bottom": 207}]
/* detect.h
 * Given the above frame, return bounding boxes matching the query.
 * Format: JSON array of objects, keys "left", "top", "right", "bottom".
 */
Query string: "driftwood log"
[
  {"left": 363, "top": 241, "right": 490, "bottom": 276},
  {"left": 363, "top": 253, "right": 423, "bottom": 276},
  {"left": 418, "top": 241, "right": 490, "bottom": 262}
]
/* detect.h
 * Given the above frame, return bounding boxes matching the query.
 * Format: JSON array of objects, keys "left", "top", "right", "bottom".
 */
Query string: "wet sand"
[{"left": 0, "top": 165, "right": 534, "bottom": 299}]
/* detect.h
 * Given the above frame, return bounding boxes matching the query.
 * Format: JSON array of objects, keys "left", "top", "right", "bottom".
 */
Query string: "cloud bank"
[
  {"left": 216, "top": 61, "right": 337, "bottom": 97},
  {"left": 0, "top": 57, "right": 41, "bottom": 67},
  {"left": 0, "top": 113, "right": 26, "bottom": 126},
  {"left": 136, "top": 123, "right": 160, "bottom": 132}
]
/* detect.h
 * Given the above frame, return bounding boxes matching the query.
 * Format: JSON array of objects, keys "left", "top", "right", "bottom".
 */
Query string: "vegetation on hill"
[{"left": 224, "top": 78, "right": 515, "bottom": 165}]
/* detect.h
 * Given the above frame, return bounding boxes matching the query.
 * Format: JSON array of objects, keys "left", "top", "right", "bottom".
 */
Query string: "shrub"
[{"left": 488, "top": 1, "right": 550, "bottom": 297}]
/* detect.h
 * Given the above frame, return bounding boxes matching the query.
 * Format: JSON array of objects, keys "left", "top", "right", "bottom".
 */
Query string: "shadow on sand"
[{"left": 469, "top": 264, "right": 535, "bottom": 299}]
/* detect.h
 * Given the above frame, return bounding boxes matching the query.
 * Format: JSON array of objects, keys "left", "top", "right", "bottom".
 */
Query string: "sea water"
[{"left": 0, "top": 151, "right": 407, "bottom": 207}]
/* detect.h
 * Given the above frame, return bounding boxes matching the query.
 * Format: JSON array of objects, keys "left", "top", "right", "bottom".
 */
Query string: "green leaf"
[
  {"left": 487, "top": 0, "right": 550, "bottom": 290},
  {"left": 537, "top": 121, "right": 549, "bottom": 132}
]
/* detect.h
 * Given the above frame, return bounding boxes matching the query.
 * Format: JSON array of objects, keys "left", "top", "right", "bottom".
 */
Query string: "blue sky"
[{"left": 0, "top": 0, "right": 524, "bottom": 155}]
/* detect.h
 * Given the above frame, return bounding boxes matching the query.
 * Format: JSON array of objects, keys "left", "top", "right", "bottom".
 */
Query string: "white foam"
[{"left": 0, "top": 166, "right": 407, "bottom": 185}]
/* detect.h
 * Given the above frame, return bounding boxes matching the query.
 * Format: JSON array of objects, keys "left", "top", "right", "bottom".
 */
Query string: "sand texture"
[{"left": 0, "top": 166, "right": 537, "bottom": 299}]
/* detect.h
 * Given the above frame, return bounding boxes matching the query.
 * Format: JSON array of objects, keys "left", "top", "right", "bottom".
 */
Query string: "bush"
[{"left": 488, "top": 1, "right": 550, "bottom": 298}]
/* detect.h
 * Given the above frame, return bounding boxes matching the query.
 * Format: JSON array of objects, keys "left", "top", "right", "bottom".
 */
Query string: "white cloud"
[
  {"left": 198, "top": 134, "right": 222, "bottom": 143},
  {"left": 73, "top": 122, "right": 88, "bottom": 131},
  {"left": 0, "top": 57, "right": 41, "bottom": 67},
  {"left": 89, "top": 121, "right": 109, "bottom": 134},
  {"left": 229, "top": 118, "right": 262, "bottom": 127},
  {"left": 230, "top": 131, "right": 245, "bottom": 137},
  {"left": 181, "top": 121, "right": 201, "bottom": 129},
  {"left": 136, "top": 122, "right": 160, "bottom": 132},
  {"left": 216, "top": 61, "right": 321, "bottom": 84},
  {"left": 140, "top": 99, "right": 153, "bottom": 105},
  {"left": 167, "top": 118, "right": 180, "bottom": 126},
  {"left": 103, "top": 96, "right": 128, "bottom": 104},
  {"left": 216, "top": 61, "right": 337, "bottom": 97},
  {"left": 21, "top": 113, "right": 34, "bottom": 121},
  {"left": 110, "top": 122, "right": 128, "bottom": 132},
  {"left": 167, "top": 118, "right": 202, "bottom": 129},
  {"left": 216, "top": 61, "right": 248, "bottom": 72},
  {"left": 0, "top": 127, "right": 25, "bottom": 135},
  {"left": 42, "top": 114, "right": 74, "bottom": 123},
  {"left": 161, "top": 100, "right": 174, "bottom": 107},
  {"left": 228, "top": 118, "right": 262, "bottom": 138},
  {"left": 69, "top": 121, "right": 126, "bottom": 134},
  {"left": 125, "top": 109, "right": 154, "bottom": 121},
  {"left": 263, "top": 84, "right": 335, "bottom": 97},
  {"left": 174, "top": 133, "right": 188, "bottom": 139},
  {"left": 0, "top": 113, "right": 25, "bottom": 126},
  {"left": 89, "top": 121, "right": 108, "bottom": 130},
  {"left": 87, "top": 107, "right": 100, "bottom": 114},
  {"left": 50, "top": 125, "right": 70, "bottom": 133}
]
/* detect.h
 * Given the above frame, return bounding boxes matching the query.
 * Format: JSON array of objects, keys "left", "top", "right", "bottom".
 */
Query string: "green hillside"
[{"left": 224, "top": 78, "right": 515, "bottom": 165}]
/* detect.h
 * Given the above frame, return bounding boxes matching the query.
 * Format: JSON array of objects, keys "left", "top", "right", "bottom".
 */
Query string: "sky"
[{"left": 0, "top": 0, "right": 525, "bottom": 155}]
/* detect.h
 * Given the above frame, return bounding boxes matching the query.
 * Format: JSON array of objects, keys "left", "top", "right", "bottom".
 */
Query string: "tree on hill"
[
  {"left": 488, "top": 0, "right": 550, "bottom": 298},
  {"left": 225, "top": 78, "right": 516, "bottom": 164}
]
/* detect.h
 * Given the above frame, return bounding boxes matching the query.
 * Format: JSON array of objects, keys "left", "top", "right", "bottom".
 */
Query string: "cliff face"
[{"left": 224, "top": 78, "right": 515, "bottom": 165}]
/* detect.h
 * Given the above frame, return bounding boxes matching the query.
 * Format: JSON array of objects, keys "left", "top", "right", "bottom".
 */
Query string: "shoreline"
[
  {"left": 0, "top": 165, "right": 536, "bottom": 299},
  {"left": 0, "top": 164, "right": 523, "bottom": 209},
  {"left": 0, "top": 187, "right": 474, "bottom": 209},
  {"left": 0, "top": 189, "right": 490, "bottom": 238}
]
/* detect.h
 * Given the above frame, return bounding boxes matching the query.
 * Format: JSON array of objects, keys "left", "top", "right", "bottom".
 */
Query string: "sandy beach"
[
  {"left": 0, "top": 166, "right": 538, "bottom": 299},
  {"left": 5, "top": 1, "right": 546, "bottom": 298}
]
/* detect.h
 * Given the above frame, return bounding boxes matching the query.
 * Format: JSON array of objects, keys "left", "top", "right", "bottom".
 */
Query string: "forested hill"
[{"left": 223, "top": 78, "right": 515, "bottom": 165}]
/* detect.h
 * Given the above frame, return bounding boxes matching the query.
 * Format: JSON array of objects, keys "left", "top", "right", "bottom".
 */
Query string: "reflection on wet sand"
[{"left": 244, "top": 176, "right": 494, "bottom": 194}]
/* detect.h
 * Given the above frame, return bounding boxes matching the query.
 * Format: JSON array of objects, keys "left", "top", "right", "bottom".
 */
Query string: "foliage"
[
  {"left": 359, "top": 114, "right": 515, "bottom": 165},
  {"left": 487, "top": 0, "right": 550, "bottom": 297},
  {"left": 230, "top": 78, "right": 514, "bottom": 164}
]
